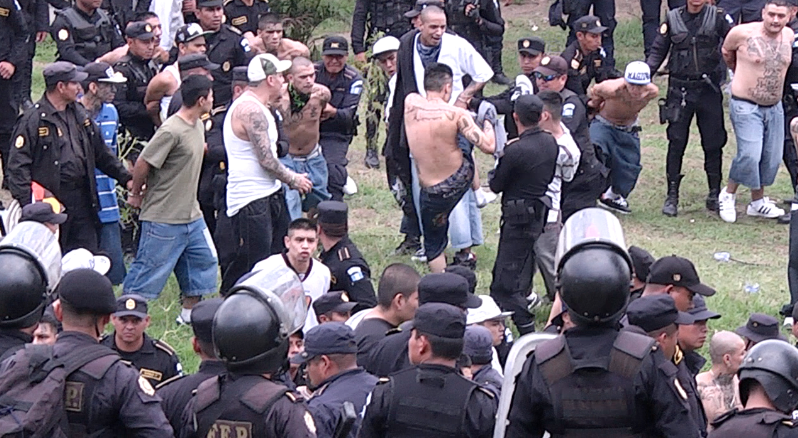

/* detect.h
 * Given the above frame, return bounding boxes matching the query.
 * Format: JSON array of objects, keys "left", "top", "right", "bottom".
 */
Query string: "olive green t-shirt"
[{"left": 139, "top": 115, "right": 204, "bottom": 224}]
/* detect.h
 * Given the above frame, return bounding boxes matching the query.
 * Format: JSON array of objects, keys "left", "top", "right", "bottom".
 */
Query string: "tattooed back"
[{"left": 725, "top": 22, "right": 793, "bottom": 106}]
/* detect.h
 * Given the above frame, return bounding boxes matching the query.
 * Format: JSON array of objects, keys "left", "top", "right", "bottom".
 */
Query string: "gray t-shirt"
[{"left": 138, "top": 114, "right": 204, "bottom": 224}]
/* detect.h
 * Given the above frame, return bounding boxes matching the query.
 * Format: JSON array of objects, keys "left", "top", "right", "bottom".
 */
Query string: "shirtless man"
[
  {"left": 719, "top": 0, "right": 794, "bottom": 223},
  {"left": 404, "top": 63, "right": 496, "bottom": 272},
  {"left": 588, "top": 61, "right": 659, "bottom": 214},
  {"left": 252, "top": 13, "right": 310, "bottom": 60},
  {"left": 144, "top": 23, "right": 211, "bottom": 125},
  {"left": 276, "top": 57, "right": 333, "bottom": 219},
  {"left": 696, "top": 331, "right": 746, "bottom": 429}
]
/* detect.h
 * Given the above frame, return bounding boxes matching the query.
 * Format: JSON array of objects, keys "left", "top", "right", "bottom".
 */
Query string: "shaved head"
[
  {"left": 420, "top": 5, "right": 445, "bottom": 22},
  {"left": 290, "top": 56, "right": 313, "bottom": 73},
  {"left": 709, "top": 330, "right": 745, "bottom": 363}
]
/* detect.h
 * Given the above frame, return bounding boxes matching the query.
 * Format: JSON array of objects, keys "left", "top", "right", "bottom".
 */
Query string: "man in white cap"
[
  {"left": 364, "top": 35, "right": 400, "bottom": 170},
  {"left": 588, "top": 61, "right": 658, "bottom": 214},
  {"left": 467, "top": 294, "right": 513, "bottom": 372}
]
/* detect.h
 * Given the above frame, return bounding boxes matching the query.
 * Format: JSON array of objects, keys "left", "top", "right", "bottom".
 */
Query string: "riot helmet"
[
  {"left": 555, "top": 208, "right": 632, "bottom": 326},
  {"left": 738, "top": 339, "right": 798, "bottom": 413},
  {"left": 213, "top": 265, "right": 307, "bottom": 374}
]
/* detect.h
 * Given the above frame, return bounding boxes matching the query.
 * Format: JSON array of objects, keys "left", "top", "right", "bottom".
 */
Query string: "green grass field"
[{"left": 26, "top": 8, "right": 797, "bottom": 373}]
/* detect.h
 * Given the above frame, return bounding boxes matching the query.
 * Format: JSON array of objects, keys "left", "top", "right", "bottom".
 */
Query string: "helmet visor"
[
  {"left": 0, "top": 221, "right": 62, "bottom": 292},
  {"left": 556, "top": 208, "right": 630, "bottom": 271},
  {"left": 229, "top": 265, "right": 307, "bottom": 336}
]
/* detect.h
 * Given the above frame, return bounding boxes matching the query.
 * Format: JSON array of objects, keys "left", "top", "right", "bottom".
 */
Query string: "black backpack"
[{"left": 0, "top": 343, "right": 118, "bottom": 438}]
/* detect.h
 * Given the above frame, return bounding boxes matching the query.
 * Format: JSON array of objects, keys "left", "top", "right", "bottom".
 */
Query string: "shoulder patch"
[
  {"left": 58, "top": 28, "right": 69, "bottom": 41},
  {"left": 231, "top": 16, "right": 247, "bottom": 26},
  {"left": 599, "top": 47, "right": 607, "bottom": 58},
  {"left": 139, "top": 375, "right": 156, "bottom": 396},
  {"left": 570, "top": 58, "right": 580, "bottom": 69},
  {"left": 240, "top": 38, "right": 251, "bottom": 52},
  {"left": 562, "top": 103, "right": 575, "bottom": 117},
  {"left": 14, "top": 135, "right": 24, "bottom": 149},
  {"left": 154, "top": 339, "right": 176, "bottom": 356},
  {"left": 350, "top": 79, "right": 363, "bottom": 95},
  {"left": 660, "top": 23, "right": 667, "bottom": 34},
  {"left": 347, "top": 266, "right": 364, "bottom": 282},
  {"left": 725, "top": 14, "right": 733, "bottom": 24}
]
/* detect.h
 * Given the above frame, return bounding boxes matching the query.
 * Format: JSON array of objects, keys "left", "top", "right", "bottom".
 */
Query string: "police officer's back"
[
  {"left": 51, "top": 0, "right": 124, "bottom": 66},
  {"left": 114, "top": 21, "right": 158, "bottom": 141},
  {"left": 709, "top": 340, "right": 798, "bottom": 437},
  {"left": 358, "top": 303, "right": 497, "bottom": 438}
]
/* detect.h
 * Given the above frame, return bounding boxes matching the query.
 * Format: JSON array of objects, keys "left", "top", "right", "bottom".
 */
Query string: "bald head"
[
  {"left": 290, "top": 56, "right": 313, "bottom": 73},
  {"left": 709, "top": 330, "right": 745, "bottom": 363},
  {"left": 420, "top": 5, "right": 446, "bottom": 22}
]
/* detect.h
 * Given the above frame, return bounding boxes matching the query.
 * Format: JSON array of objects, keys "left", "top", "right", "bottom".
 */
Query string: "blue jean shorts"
[
  {"left": 419, "top": 157, "right": 475, "bottom": 261},
  {"left": 123, "top": 218, "right": 218, "bottom": 299},
  {"left": 729, "top": 97, "right": 784, "bottom": 189},
  {"left": 280, "top": 145, "right": 332, "bottom": 220}
]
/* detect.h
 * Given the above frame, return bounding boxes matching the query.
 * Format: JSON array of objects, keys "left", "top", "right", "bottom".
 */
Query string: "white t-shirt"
[
  {"left": 252, "top": 253, "right": 331, "bottom": 333},
  {"left": 546, "top": 123, "right": 581, "bottom": 223}
]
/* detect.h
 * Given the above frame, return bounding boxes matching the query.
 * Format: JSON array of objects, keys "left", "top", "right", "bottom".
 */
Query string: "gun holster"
[
  {"left": 501, "top": 199, "right": 535, "bottom": 225},
  {"left": 658, "top": 97, "right": 681, "bottom": 124}
]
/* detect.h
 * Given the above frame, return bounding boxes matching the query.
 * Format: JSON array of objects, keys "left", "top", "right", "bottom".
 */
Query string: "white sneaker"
[
  {"left": 747, "top": 197, "right": 785, "bottom": 219},
  {"left": 526, "top": 291, "right": 541, "bottom": 310},
  {"left": 343, "top": 176, "right": 358, "bottom": 195},
  {"left": 719, "top": 189, "right": 736, "bottom": 223},
  {"left": 410, "top": 248, "right": 427, "bottom": 263},
  {"left": 784, "top": 316, "right": 794, "bottom": 328}
]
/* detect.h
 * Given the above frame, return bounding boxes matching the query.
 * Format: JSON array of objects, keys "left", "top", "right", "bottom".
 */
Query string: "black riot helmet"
[
  {"left": 0, "top": 248, "right": 48, "bottom": 329},
  {"left": 738, "top": 339, "right": 798, "bottom": 413},
  {"left": 555, "top": 208, "right": 633, "bottom": 327},
  {"left": 213, "top": 265, "right": 307, "bottom": 374}
]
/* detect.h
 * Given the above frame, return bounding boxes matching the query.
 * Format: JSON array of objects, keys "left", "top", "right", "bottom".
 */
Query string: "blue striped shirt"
[{"left": 94, "top": 104, "right": 121, "bottom": 224}]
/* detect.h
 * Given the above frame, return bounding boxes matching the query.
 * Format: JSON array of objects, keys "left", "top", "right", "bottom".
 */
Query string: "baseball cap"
[
  {"left": 517, "top": 37, "right": 545, "bottom": 55},
  {"left": 624, "top": 61, "right": 651, "bottom": 85},
  {"left": 404, "top": 0, "right": 444, "bottom": 18},
  {"left": 573, "top": 15, "right": 607, "bottom": 34},
  {"left": 247, "top": 53, "right": 291, "bottom": 82},
  {"left": 232, "top": 66, "right": 249, "bottom": 83},
  {"left": 372, "top": 36, "right": 400, "bottom": 58},
  {"left": 736, "top": 313, "right": 787, "bottom": 343},
  {"left": 125, "top": 21, "right": 155, "bottom": 40},
  {"left": 291, "top": 322, "right": 358, "bottom": 364},
  {"left": 82, "top": 62, "right": 127, "bottom": 84},
  {"left": 626, "top": 295, "right": 694, "bottom": 332},
  {"left": 322, "top": 36, "right": 349, "bottom": 56},
  {"left": 312, "top": 291, "right": 358, "bottom": 315},
  {"left": 56, "top": 269, "right": 116, "bottom": 315},
  {"left": 20, "top": 202, "right": 67, "bottom": 225},
  {"left": 628, "top": 245, "right": 655, "bottom": 283},
  {"left": 61, "top": 248, "right": 111, "bottom": 275},
  {"left": 533, "top": 55, "right": 567, "bottom": 77},
  {"left": 190, "top": 298, "right": 223, "bottom": 343},
  {"left": 114, "top": 294, "right": 149, "bottom": 319},
  {"left": 43, "top": 61, "right": 88, "bottom": 87},
  {"left": 647, "top": 256, "right": 716, "bottom": 297},
  {"left": 418, "top": 273, "right": 482, "bottom": 308},
  {"left": 178, "top": 53, "right": 220, "bottom": 72},
  {"left": 514, "top": 94, "right": 545, "bottom": 122},
  {"left": 467, "top": 295, "right": 513, "bottom": 325},
  {"left": 175, "top": 23, "right": 212, "bottom": 44},
  {"left": 410, "top": 303, "right": 467, "bottom": 340},
  {"left": 689, "top": 295, "right": 721, "bottom": 322}
]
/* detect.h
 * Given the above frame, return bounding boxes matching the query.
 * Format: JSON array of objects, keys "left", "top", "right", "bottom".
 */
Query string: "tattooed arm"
[
  {"left": 314, "top": 84, "right": 332, "bottom": 108},
  {"left": 722, "top": 27, "right": 742, "bottom": 71},
  {"left": 457, "top": 111, "right": 496, "bottom": 154},
  {"left": 455, "top": 81, "right": 486, "bottom": 109}
]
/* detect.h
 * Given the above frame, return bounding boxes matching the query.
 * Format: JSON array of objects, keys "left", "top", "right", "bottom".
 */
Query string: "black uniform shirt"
[
  {"left": 315, "top": 63, "right": 363, "bottom": 141},
  {"left": 204, "top": 24, "right": 252, "bottom": 107},
  {"left": 361, "top": 323, "right": 412, "bottom": 377},
  {"left": 354, "top": 317, "right": 396, "bottom": 366},
  {"left": 489, "top": 126, "right": 558, "bottom": 202},
  {"left": 0, "top": 329, "right": 32, "bottom": 360},
  {"left": 320, "top": 236, "right": 377, "bottom": 312},
  {"left": 307, "top": 367, "right": 378, "bottom": 438},
  {"left": 561, "top": 40, "right": 620, "bottom": 98},
  {"left": 223, "top": 0, "right": 270, "bottom": 36},
  {"left": 156, "top": 359, "right": 226, "bottom": 432},
  {"left": 0, "top": 0, "right": 28, "bottom": 67},
  {"left": 55, "top": 107, "right": 88, "bottom": 183},
  {"left": 113, "top": 52, "right": 157, "bottom": 140},
  {"left": 709, "top": 408, "right": 798, "bottom": 438},
  {"left": 51, "top": 6, "right": 125, "bottom": 66},
  {"left": 101, "top": 332, "right": 182, "bottom": 387}
]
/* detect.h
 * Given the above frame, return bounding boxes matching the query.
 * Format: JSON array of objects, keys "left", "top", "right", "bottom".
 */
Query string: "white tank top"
[
  {"left": 159, "top": 64, "right": 181, "bottom": 123},
  {"left": 224, "top": 92, "right": 281, "bottom": 216}
]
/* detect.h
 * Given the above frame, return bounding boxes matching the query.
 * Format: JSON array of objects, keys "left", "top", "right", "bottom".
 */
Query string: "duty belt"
[
  {"left": 289, "top": 144, "right": 322, "bottom": 161},
  {"left": 595, "top": 115, "right": 642, "bottom": 133}
]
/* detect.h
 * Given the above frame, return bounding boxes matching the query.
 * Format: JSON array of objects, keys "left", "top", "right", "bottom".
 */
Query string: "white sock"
[
  {"left": 791, "top": 203, "right": 798, "bottom": 211},
  {"left": 604, "top": 187, "right": 619, "bottom": 199},
  {"left": 180, "top": 307, "right": 192, "bottom": 323},
  {"left": 751, "top": 198, "right": 765, "bottom": 209}
]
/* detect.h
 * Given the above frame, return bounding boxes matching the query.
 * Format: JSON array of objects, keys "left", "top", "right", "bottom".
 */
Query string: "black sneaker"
[
  {"left": 778, "top": 212, "right": 791, "bottom": 224},
  {"left": 364, "top": 148, "right": 380, "bottom": 169},
  {"left": 599, "top": 196, "right": 631, "bottom": 214},
  {"left": 394, "top": 236, "right": 421, "bottom": 255},
  {"left": 450, "top": 250, "right": 477, "bottom": 270}
]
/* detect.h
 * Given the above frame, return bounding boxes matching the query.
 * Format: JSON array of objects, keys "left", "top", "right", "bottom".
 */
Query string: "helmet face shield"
[
  {"left": 556, "top": 208, "right": 631, "bottom": 272},
  {"left": 0, "top": 221, "right": 62, "bottom": 293},
  {"left": 228, "top": 265, "right": 307, "bottom": 337}
]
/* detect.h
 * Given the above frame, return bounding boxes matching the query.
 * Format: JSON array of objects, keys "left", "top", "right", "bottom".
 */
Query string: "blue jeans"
[
  {"left": 98, "top": 221, "right": 126, "bottom": 285},
  {"left": 590, "top": 118, "right": 642, "bottom": 198},
  {"left": 280, "top": 148, "right": 331, "bottom": 220},
  {"left": 123, "top": 219, "right": 218, "bottom": 300},
  {"left": 729, "top": 97, "right": 784, "bottom": 189},
  {"left": 418, "top": 158, "right": 474, "bottom": 261},
  {"left": 449, "top": 188, "right": 484, "bottom": 249}
]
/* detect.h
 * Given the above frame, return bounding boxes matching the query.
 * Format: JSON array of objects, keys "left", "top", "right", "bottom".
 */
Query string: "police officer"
[
  {"left": 317, "top": 201, "right": 378, "bottom": 312},
  {"left": 177, "top": 266, "right": 317, "bottom": 438},
  {"left": 294, "top": 322, "right": 378, "bottom": 438},
  {"left": 0, "top": 0, "right": 27, "bottom": 184},
  {"left": 8, "top": 62, "right": 132, "bottom": 253},
  {"left": 709, "top": 340, "right": 798, "bottom": 437},
  {"left": 224, "top": 0, "right": 270, "bottom": 37},
  {"left": 12, "top": 0, "right": 46, "bottom": 111},
  {"left": 779, "top": 3, "right": 798, "bottom": 224},
  {"left": 350, "top": 0, "right": 414, "bottom": 63},
  {"left": 735, "top": 313, "right": 787, "bottom": 348},
  {"left": 101, "top": 294, "right": 183, "bottom": 387},
  {"left": 627, "top": 294, "right": 708, "bottom": 437},
  {"left": 446, "top": 0, "right": 504, "bottom": 79},
  {"left": 114, "top": 21, "right": 158, "bottom": 141},
  {"left": 646, "top": 0, "right": 730, "bottom": 217},
  {"left": 359, "top": 302, "right": 497, "bottom": 437},
  {"left": 488, "top": 95, "right": 559, "bottom": 336},
  {"left": 565, "top": 4, "right": 617, "bottom": 69},
  {"left": 157, "top": 299, "right": 225, "bottom": 432},
  {"left": 642, "top": 0, "right": 686, "bottom": 58},
  {"left": 561, "top": 15, "right": 620, "bottom": 99},
  {"left": 506, "top": 208, "right": 702, "bottom": 437},
  {"left": 315, "top": 37, "right": 363, "bottom": 201},
  {"left": 195, "top": 0, "right": 252, "bottom": 108},
  {"left": 50, "top": 0, "right": 125, "bottom": 66},
  {"left": 680, "top": 295, "right": 721, "bottom": 376}
]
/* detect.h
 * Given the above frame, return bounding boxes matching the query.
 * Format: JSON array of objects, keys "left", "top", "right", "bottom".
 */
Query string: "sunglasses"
[{"left": 534, "top": 71, "right": 560, "bottom": 82}]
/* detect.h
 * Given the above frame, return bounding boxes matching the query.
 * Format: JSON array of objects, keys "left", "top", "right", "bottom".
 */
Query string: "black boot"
[
  {"left": 662, "top": 175, "right": 682, "bottom": 217},
  {"left": 706, "top": 173, "right": 721, "bottom": 212},
  {"left": 364, "top": 148, "right": 380, "bottom": 169}
]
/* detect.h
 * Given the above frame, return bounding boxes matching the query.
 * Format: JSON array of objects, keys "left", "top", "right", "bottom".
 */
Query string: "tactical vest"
[
  {"left": 369, "top": 0, "right": 414, "bottom": 36},
  {"left": 711, "top": 409, "right": 796, "bottom": 438},
  {"left": 534, "top": 331, "right": 656, "bottom": 438},
  {"left": 385, "top": 366, "right": 478, "bottom": 438},
  {"left": 666, "top": 5, "right": 722, "bottom": 79},
  {"left": 58, "top": 7, "right": 115, "bottom": 60},
  {"left": 65, "top": 355, "right": 122, "bottom": 438}
]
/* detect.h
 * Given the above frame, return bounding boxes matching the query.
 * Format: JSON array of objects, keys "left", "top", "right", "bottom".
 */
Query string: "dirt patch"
[{"left": 503, "top": 0, "right": 642, "bottom": 23}]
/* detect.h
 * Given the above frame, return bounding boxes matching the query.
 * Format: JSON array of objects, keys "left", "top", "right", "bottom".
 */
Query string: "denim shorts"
[
  {"left": 419, "top": 157, "right": 475, "bottom": 261},
  {"left": 280, "top": 146, "right": 332, "bottom": 220},
  {"left": 123, "top": 219, "right": 218, "bottom": 299},
  {"left": 590, "top": 117, "right": 642, "bottom": 198},
  {"left": 729, "top": 97, "right": 784, "bottom": 189}
]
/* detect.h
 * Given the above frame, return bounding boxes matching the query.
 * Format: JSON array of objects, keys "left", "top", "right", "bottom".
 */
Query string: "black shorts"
[{"left": 419, "top": 156, "right": 474, "bottom": 261}]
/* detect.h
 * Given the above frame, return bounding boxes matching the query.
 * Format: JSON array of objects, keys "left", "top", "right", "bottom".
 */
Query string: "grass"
[{"left": 24, "top": 11, "right": 796, "bottom": 374}]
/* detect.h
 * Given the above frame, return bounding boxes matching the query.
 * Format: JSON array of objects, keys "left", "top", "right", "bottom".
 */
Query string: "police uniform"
[
  {"left": 100, "top": 295, "right": 183, "bottom": 388},
  {"left": 114, "top": 22, "right": 158, "bottom": 141},
  {"left": 561, "top": 16, "right": 620, "bottom": 99},
  {"left": 447, "top": 0, "right": 504, "bottom": 63},
  {"left": 317, "top": 201, "right": 377, "bottom": 312},
  {"left": 350, "top": 0, "right": 414, "bottom": 56},
  {"left": 315, "top": 37, "right": 363, "bottom": 201},
  {"left": 646, "top": 4, "right": 730, "bottom": 215},
  {"left": 7, "top": 62, "right": 132, "bottom": 252},
  {"left": 488, "top": 95, "right": 559, "bottom": 336},
  {"left": 223, "top": 0, "right": 270, "bottom": 36},
  {"left": 710, "top": 409, "right": 798, "bottom": 438},
  {"left": 359, "top": 303, "right": 497, "bottom": 438},
  {"left": 565, "top": 8, "right": 617, "bottom": 69},
  {"left": 12, "top": 0, "right": 46, "bottom": 109},
  {"left": 0, "top": 0, "right": 27, "bottom": 183},
  {"left": 781, "top": 16, "right": 798, "bottom": 210},
  {"left": 0, "top": 329, "right": 32, "bottom": 359},
  {"left": 51, "top": 4, "right": 125, "bottom": 66}
]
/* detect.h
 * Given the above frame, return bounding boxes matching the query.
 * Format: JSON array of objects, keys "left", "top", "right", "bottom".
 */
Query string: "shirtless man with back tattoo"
[
  {"left": 277, "top": 56, "right": 333, "bottom": 219},
  {"left": 718, "top": 0, "right": 794, "bottom": 223},
  {"left": 404, "top": 63, "right": 495, "bottom": 272}
]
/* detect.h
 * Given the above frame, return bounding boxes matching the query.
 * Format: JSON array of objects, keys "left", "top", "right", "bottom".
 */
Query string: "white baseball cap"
[
  {"left": 624, "top": 61, "right": 651, "bottom": 85},
  {"left": 372, "top": 36, "right": 400, "bottom": 58},
  {"left": 467, "top": 295, "right": 514, "bottom": 325},
  {"left": 61, "top": 248, "right": 111, "bottom": 276},
  {"left": 247, "top": 54, "right": 292, "bottom": 82}
]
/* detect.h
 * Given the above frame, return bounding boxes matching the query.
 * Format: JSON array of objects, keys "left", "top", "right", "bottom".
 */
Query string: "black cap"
[
  {"left": 647, "top": 256, "right": 716, "bottom": 297},
  {"left": 517, "top": 37, "right": 545, "bottom": 55},
  {"left": 628, "top": 246, "right": 655, "bottom": 282},
  {"left": 55, "top": 269, "right": 116, "bottom": 315},
  {"left": 82, "top": 62, "right": 127, "bottom": 84},
  {"left": 514, "top": 94, "right": 544, "bottom": 123},
  {"left": 196, "top": 0, "right": 223, "bottom": 7},
  {"left": 114, "top": 294, "right": 148, "bottom": 318},
  {"left": 43, "top": 61, "right": 88, "bottom": 87},
  {"left": 322, "top": 36, "right": 349, "bottom": 56},
  {"left": 463, "top": 325, "right": 493, "bottom": 365},
  {"left": 736, "top": 313, "right": 787, "bottom": 343},
  {"left": 626, "top": 295, "right": 694, "bottom": 332},
  {"left": 291, "top": 322, "right": 357, "bottom": 364},
  {"left": 317, "top": 200, "right": 348, "bottom": 225},
  {"left": 191, "top": 298, "right": 223, "bottom": 343},
  {"left": 178, "top": 53, "right": 220, "bottom": 72},
  {"left": 312, "top": 291, "right": 357, "bottom": 315},
  {"left": 404, "top": 0, "right": 444, "bottom": 18},
  {"left": 20, "top": 202, "right": 67, "bottom": 225},
  {"left": 533, "top": 55, "right": 567, "bottom": 77},
  {"left": 444, "top": 265, "right": 477, "bottom": 294},
  {"left": 573, "top": 15, "right": 608, "bottom": 34},
  {"left": 418, "top": 273, "right": 482, "bottom": 308},
  {"left": 411, "top": 303, "right": 466, "bottom": 339},
  {"left": 232, "top": 66, "right": 249, "bottom": 83},
  {"left": 689, "top": 295, "right": 721, "bottom": 321},
  {"left": 125, "top": 21, "right": 155, "bottom": 40},
  {"left": 175, "top": 23, "right": 212, "bottom": 44}
]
